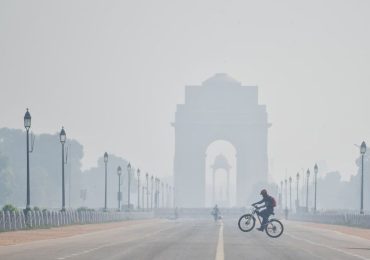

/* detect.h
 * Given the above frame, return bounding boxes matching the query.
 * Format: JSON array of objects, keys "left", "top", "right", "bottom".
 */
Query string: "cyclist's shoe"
[{"left": 257, "top": 227, "right": 264, "bottom": 231}]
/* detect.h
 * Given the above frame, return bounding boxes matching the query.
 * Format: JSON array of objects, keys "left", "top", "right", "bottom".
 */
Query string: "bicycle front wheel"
[
  {"left": 265, "top": 219, "right": 284, "bottom": 238},
  {"left": 238, "top": 214, "right": 255, "bottom": 232}
]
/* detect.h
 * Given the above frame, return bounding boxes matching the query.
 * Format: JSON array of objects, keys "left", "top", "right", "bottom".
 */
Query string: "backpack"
[{"left": 270, "top": 196, "right": 277, "bottom": 207}]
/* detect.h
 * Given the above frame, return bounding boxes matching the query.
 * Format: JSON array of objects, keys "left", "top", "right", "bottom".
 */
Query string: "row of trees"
[
  {"left": 278, "top": 154, "right": 370, "bottom": 211},
  {"left": 0, "top": 128, "right": 158, "bottom": 210},
  {"left": 314, "top": 153, "right": 370, "bottom": 211},
  {"left": 0, "top": 128, "right": 83, "bottom": 208}
]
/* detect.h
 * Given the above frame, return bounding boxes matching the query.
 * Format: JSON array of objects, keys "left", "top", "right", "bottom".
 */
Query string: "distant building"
[{"left": 173, "top": 73, "right": 270, "bottom": 207}]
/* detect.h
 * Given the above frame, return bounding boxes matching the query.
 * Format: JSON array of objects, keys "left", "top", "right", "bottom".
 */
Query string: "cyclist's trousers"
[{"left": 259, "top": 208, "right": 273, "bottom": 229}]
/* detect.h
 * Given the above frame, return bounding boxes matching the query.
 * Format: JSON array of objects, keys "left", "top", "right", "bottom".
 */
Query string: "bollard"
[
  {"left": 57, "top": 211, "right": 60, "bottom": 226},
  {"left": 0, "top": 211, "right": 4, "bottom": 231},
  {"left": 61, "top": 211, "right": 65, "bottom": 226},
  {"left": 32, "top": 211, "right": 36, "bottom": 228},
  {"left": 26, "top": 210, "right": 31, "bottom": 229},
  {"left": 45, "top": 211, "right": 49, "bottom": 226},
  {"left": 51, "top": 211, "right": 54, "bottom": 227},
  {"left": 12, "top": 211, "right": 17, "bottom": 230},
  {"left": 40, "top": 211, "right": 44, "bottom": 227},
  {"left": 23, "top": 211, "right": 27, "bottom": 229},
  {"left": 20, "top": 211, "right": 25, "bottom": 230},
  {"left": 6, "top": 211, "right": 11, "bottom": 231},
  {"left": 54, "top": 211, "right": 58, "bottom": 227},
  {"left": 37, "top": 211, "right": 41, "bottom": 227}
]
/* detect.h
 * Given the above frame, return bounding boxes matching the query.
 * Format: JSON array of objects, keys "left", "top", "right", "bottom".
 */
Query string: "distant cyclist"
[
  {"left": 252, "top": 189, "right": 276, "bottom": 231},
  {"left": 211, "top": 204, "right": 220, "bottom": 221}
]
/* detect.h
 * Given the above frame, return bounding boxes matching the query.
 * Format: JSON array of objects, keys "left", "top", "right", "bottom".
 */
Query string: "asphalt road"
[{"left": 1, "top": 218, "right": 370, "bottom": 260}]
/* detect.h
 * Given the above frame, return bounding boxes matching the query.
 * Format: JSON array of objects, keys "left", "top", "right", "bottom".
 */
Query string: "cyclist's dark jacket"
[{"left": 255, "top": 195, "right": 274, "bottom": 212}]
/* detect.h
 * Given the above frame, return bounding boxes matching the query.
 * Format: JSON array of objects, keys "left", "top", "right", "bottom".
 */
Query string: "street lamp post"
[
  {"left": 154, "top": 178, "right": 158, "bottom": 208},
  {"left": 60, "top": 127, "right": 67, "bottom": 211},
  {"left": 169, "top": 185, "right": 172, "bottom": 208},
  {"left": 162, "top": 182, "right": 164, "bottom": 208},
  {"left": 285, "top": 179, "right": 288, "bottom": 211},
  {"left": 137, "top": 169, "right": 140, "bottom": 210},
  {"left": 306, "top": 169, "right": 310, "bottom": 212},
  {"left": 166, "top": 183, "right": 169, "bottom": 208},
  {"left": 158, "top": 179, "right": 161, "bottom": 208},
  {"left": 172, "top": 186, "right": 175, "bottom": 208},
  {"left": 24, "top": 109, "right": 31, "bottom": 210},
  {"left": 142, "top": 186, "right": 145, "bottom": 210},
  {"left": 127, "top": 163, "right": 131, "bottom": 211},
  {"left": 104, "top": 152, "right": 108, "bottom": 211},
  {"left": 151, "top": 175, "right": 154, "bottom": 209},
  {"left": 156, "top": 178, "right": 160, "bottom": 208},
  {"left": 360, "top": 141, "right": 367, "bottom": 214},
  {"left": 314, "top": 164, "right": 318, "bottom": 213},
  {"left": 146, "top": 173, "right": 149, "bottom": 210},
  {"left": 296, "top": 172, "right": 300, "bottom": 210},
  {"left": 169, "top": 184, "right": 171, "bottom": 208},
  {"left": 289, "top": 176, "right": 292, "bottom": 210},
  {"left": 280, "top": 180, "right": 283, "bottom": 209},
  {"left": 117, "top": 166, "right": 122, "bottom": 211},
  {"left": 158, "top": 179, "right": 160, "bottom": 208}
]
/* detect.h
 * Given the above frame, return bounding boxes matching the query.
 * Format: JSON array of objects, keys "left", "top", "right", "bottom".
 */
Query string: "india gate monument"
[{"left": 173, "top": 73, "right": 270, "bottom": 207}]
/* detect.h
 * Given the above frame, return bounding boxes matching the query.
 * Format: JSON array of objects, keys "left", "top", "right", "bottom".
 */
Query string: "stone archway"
[
  {"left": 211, "top": 154, "right": 232, "bottom": 207},
  {"left": 173, "top": 73, "right": 270, "bottom": 207}
]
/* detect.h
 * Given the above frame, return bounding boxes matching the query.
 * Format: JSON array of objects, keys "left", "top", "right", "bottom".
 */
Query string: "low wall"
[{"left": 0, "top": 210, "right": 154, "bottom": 232}]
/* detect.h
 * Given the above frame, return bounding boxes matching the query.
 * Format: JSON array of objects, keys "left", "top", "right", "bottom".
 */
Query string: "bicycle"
[
  {"left": 211, "top": 209, "right": 222, "bottom": 222},
  {"left": 238, "top": 205, "right": 284, "bottom": 238}
]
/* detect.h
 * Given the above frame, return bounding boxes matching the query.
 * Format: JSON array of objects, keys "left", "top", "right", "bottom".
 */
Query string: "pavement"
[{"left": 1, "top": 218, "right": 370, "bottom": 260}]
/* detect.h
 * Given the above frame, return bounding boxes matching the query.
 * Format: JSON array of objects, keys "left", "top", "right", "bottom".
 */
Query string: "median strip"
[{"left": 215, "top": 221, "right": 224, "bottom": 260}]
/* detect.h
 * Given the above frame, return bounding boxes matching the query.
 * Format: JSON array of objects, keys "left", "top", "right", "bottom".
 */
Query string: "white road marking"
[
  {"left": 286, "top": 232, "right": 370, "bottom": 260},
  {"left": 215, "top": 221, "right": 224, "bottom": 260},
  {"left": 56, "top": 226, "right": 174, "bottom": 260}
]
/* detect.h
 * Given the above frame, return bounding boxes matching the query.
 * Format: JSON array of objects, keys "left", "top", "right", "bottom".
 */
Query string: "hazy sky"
[{"left": 1, "top": 0, "right": 369, "bottom": 183}]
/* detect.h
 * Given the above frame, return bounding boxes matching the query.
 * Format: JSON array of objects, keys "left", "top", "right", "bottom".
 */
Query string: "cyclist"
[
  {"left": 211, "top": 204, "right": 220, "bottom": 221},
  {"left": 252, "top": 189, "right": 276, "bottom": 231}
]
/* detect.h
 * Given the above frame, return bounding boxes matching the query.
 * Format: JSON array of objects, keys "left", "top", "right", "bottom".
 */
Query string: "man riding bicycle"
[
  {"left": 211, "top": 204, "right": 220, "bottom": 221},
  {"left": 252, "top": 189, "right": 276, "bottom": 231}
]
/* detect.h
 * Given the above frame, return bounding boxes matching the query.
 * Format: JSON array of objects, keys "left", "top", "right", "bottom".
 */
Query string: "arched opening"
[{"left": 205, "top": 140, "right": 237, "bottom": 207}]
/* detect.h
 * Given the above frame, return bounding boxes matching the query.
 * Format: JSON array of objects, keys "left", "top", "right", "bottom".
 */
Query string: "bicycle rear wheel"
[
  {"left": 238, "top": 214, "right": 255, "bottom": 232},
  {"left": 265, "top": 219, "right": 284, "bottom": 238}
]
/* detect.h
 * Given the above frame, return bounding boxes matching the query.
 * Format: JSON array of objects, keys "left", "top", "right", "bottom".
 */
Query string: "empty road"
[{"left": 1, "top": 218, "right": 370, "bottom": 260}]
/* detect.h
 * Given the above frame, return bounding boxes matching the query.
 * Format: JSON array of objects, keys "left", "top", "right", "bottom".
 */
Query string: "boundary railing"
[{"left": 0, "top": 210, "right": 154, "bottom": 232}]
